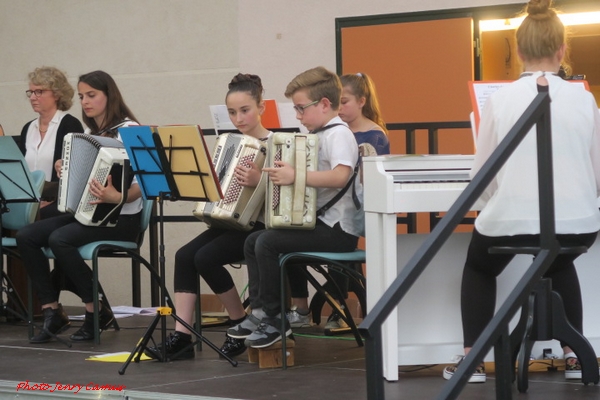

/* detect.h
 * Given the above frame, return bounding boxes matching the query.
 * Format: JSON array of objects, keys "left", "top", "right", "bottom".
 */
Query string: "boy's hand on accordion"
[
  {"left": 235, "top": 161, "right": 261, "bottom": 187},
  {"left": 88, "top": 175, "right": 121, "bottom": 205},
  {"left": 263, "top": 161, "right": 295, "bottom": 186}
]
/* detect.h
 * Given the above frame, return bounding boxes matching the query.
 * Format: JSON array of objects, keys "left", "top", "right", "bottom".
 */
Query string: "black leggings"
[
  {"left": 173, "top": 223, "right": 264, "bottom": 295},
  {"left": 16, "top": 212, "right": 141, "bottom": 305},
  {"left": 461, "top": 229, "right": 597, "bottom": 348}
]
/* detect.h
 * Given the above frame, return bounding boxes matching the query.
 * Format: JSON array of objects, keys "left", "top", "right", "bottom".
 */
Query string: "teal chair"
[
  {"left": 42, "top": 198, "right": 167, "bottom": 344},
  {"left": 279, "top": 249, "right": 367, "bottom": 368},
  {"left": 1, "top": 170, "right": 46, "bottom": 321}
]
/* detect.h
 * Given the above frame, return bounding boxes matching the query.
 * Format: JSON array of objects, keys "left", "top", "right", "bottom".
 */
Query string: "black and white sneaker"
[
  {"left": 226, "top": 313, "right": 261, "bottom": 339},
  {"left": 442, "top": 355, "right": 486, "bottom": 383},
  {"left": 245, "top": 316, "right": 292, "bottom": 349}
]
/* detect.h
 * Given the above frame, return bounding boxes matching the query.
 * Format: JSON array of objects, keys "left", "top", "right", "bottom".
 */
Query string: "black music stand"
[
  {"left": 0, "top": 137, "right": 73, "bottom": 345},
  {"left": 118, "top": 125, "right": 236, "bottom": 374}
]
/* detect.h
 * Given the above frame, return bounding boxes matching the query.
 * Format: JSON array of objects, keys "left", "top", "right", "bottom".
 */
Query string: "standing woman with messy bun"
[
  {"left": 443, "top": 0, "right": 600, "bottom": 384},
  {"left": 145, "top": 73, "right": 271, "bottom": 361}
]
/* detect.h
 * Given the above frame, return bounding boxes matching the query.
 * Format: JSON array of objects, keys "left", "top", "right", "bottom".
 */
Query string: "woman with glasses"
[
  {"left": 16, "top": 70, "right": 142, "bottom": 344},
  {"left": 19, "top": 66, "right": 84, "bottom": 219}
]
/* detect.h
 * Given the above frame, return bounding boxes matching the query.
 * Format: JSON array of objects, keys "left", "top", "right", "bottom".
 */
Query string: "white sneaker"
[
  {"left": 442, "top": 355, "right": 486, "bottom": 383},
  {"left": 286, "top": 306, "right": 311, "bottom": 328}
]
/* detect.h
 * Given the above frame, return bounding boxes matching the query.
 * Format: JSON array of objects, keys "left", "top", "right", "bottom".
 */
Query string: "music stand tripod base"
[{"left": 119, "top": 306, "right": 237, "bottom": 375}]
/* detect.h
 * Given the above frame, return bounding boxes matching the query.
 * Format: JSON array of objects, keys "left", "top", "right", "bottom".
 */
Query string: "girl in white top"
[{"left": 444, "top": 0, "right": 600, "bottom": 384}]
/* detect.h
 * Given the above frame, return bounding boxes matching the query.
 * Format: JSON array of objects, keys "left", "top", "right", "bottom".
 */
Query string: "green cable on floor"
[{"left": 292, "top": 333, "right": 357, "bottom": 341}]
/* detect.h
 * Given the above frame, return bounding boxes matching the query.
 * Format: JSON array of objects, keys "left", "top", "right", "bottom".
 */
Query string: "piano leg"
[{"left": 366, "top": 211, "right": 399, "bottom": 381}]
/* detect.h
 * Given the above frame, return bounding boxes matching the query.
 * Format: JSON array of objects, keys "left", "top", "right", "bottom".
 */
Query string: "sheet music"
[
  {"left": 278, "top": 102, "right": 307, "bottom": 133},
  {"left": 210, "top": 105, "right": 236, "bottom": 133}
]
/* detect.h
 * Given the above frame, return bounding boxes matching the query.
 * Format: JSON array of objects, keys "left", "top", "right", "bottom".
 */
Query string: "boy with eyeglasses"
[{"left": 227, "top": 66, "right": 362, "bottom": 348}]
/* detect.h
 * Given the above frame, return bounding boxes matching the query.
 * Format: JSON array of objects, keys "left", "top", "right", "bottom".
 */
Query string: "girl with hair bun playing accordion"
[
  {"left": 145, "top": 73, "right": 271, "bottom": 361},
  {"left": 16, "top": 70, "right": 142, "bottom": 343}
]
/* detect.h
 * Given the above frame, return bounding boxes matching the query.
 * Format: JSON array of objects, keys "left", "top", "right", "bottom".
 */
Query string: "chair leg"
[
  {"left": 303, "top": 265, "right": 363, "bottom": 346},
  {"left": 93, "top": 255, "right": 101, "bottom": 345},
  {"left": 550, "top": 292, "right": 600, "bottom": 385},
  {"left": 511, "top": 290, "right": 536, "bottom": 392},
  {"left": 131, "top": 252, "right": 141, "bottom": 307},
  {"left": 281, "top": 261, "right": 288, "bottom": 369},
  {"left": 195, "top": 276, "right": 203, "bottom": 351}
]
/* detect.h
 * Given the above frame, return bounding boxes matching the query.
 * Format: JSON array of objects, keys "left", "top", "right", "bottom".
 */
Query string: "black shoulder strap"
[
  {"left": 310, "top": 123, "right": 344, "bottom": 134},
  {"left": 311, "top": 122, "right": 361, "bottom": 216},
  {"left": 316, "top": 156, "right": 361, "bottom": 217}
]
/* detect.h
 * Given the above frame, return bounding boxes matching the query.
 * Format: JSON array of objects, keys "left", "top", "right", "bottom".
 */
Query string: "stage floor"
[{"left": 1, "top": 308, "right": 599, "bottom": 400}]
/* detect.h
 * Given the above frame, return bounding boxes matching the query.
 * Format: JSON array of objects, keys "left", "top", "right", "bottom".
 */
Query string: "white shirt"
[
  {"left": 315, "top": 116, "right": 362, "bottom": 237},
  {"left": 24, "top": 110, "right": 68, "bottom": 182},
  {"left": 472, "top": 72, "right": 600, "bottom": 236}
]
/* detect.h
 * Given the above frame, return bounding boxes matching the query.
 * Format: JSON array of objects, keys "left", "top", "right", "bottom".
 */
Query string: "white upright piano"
[
  {"left": 363, "top": 154, "right": 473, "bottom": 381},
  {"left": 363, "top": 154, "right": 600, "bottom": 381}
]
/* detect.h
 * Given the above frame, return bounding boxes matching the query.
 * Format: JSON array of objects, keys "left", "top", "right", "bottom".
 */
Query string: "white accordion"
[
  {"left": 193, "top": 133, "right": 268, "bottom": 230},
  {"left": 58, "top": 133, "right": 131, "bottom": 227},
  {"left": 265, "top": 132, "right": 318, "bottom": 229}
]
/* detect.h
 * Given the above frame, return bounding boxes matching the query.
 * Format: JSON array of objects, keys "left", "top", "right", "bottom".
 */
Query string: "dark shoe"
[
  {"left": 245, "top": 316, "right": 292, "bottom": 349},
  {"left": 30, "top": 304, "right": 70, "bottom": 344},
  {"left": 219, "top": 334, "right": 247, "bottom": 358},
  {"left": 226, "top": 313, "right": 261, "bottom": 339},
  {"left": 69, "top": 305, "right": 115, "bottom": 341},
  {"left": 144, "top": 331, "right": 195, "bottom": 361}
]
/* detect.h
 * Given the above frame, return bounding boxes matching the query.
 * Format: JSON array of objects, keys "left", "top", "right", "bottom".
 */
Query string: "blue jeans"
[{"left": 245, "top": 221, "right": 358, "bottom": 317}]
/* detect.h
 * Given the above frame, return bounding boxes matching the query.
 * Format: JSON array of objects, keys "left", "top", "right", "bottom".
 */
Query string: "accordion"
[
  {"left": 193, "top": 133, "right": 268, "bottom": 230},
  {"left": 58, "top": 133, "right": 131, "bottom": 227},
  {"left": 265, "top": 132, "right": 318, "bottom": 229}
]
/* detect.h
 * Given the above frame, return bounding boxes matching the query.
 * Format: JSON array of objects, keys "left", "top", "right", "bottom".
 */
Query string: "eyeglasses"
[
  {"left": 25, "top": 89, "right": 50, "bottom": 98},
  {"left": 293, "top": 100, "right": 319, "bottom": 115}
]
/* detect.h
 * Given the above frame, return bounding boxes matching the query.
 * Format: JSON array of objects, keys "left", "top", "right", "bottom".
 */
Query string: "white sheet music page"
[{"left": 210, "top": 105, "right": 236, "bottom": 134}]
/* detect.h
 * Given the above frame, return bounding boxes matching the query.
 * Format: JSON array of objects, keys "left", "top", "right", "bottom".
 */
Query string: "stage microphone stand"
[{"left": 118, "top": 126, "right": 237, "bottom": 375}]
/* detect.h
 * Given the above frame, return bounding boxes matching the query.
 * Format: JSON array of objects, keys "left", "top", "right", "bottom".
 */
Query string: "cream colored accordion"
[
  {"left": 57, "top": 133, "right": 130, "bottom": 227},
  {"left": 193, "top": 133, "right": 267, "bottom": 230},
  {"left": 265, "top": 132, "right": 318, "bottom": 229}
]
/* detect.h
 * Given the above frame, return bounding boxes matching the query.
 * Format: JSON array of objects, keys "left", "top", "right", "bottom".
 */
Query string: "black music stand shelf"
[
  {"left": 0, "top": 137, "right": 70, "bottom": 344},
  {"left": 118, "top": 125, "right": 236, "bottom": 374}
]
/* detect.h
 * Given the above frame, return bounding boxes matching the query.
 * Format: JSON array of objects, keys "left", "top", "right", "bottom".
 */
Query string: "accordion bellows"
[
  {"left": 265, "top": 132, "right": 318, "bottom": 229},
  {"left": 194, "top": 133, "right": 268, "bottom": 230},
  {"left": 57, "top": 133, "right": 131, "bottom": 227}
]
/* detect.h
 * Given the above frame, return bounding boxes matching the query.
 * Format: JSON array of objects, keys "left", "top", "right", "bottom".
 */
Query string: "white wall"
[{"left": 0, "top": 0, "right": 518, "bottom": 307}]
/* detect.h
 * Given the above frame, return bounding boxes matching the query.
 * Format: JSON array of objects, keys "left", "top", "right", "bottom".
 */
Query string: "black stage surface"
[{"left": 1, "top": 308, "right": 599, "bottom": 399}]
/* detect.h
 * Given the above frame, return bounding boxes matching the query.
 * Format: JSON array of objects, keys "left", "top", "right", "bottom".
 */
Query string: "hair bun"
[
  {"left": 527, "top": 0, "right": 551, "bottom": 17},
  {"left": 229, "top": 73, "right": 263, "bottom": 92}
]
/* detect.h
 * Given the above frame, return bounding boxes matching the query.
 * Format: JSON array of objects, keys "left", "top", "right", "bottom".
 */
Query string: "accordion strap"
[
  {"left": 316, "top": 158, "right": 360, "bottom": 217},
  {"left": 292, "top": 135, "right": 308, "bottom": 225},
  {"left": 311, "top": 122, "right": 361, "bottom": 217}
]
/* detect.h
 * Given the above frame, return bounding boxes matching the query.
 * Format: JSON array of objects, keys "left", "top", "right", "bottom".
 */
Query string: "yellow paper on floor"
[{"left": 86, "top": 351, "right": 152, "bottom": 362}]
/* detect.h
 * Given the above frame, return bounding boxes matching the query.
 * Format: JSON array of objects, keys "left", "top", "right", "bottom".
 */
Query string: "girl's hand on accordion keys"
[
  {"left": 88, "top": 175, "right": 121, "bottom": 205},
  {"left": 235, "top": 161, "right": 262, "bottom": 187},
  {"left": 263, "top": 160, "right": 295, "bottom": 186}
]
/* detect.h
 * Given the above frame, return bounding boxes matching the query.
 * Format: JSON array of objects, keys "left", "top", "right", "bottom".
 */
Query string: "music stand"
[
  {"left": 118, "top": 125, "right": 236, "bottom": 374},
  {"left": 0, "top": 137, "right": 72, "bottom": 345}
]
